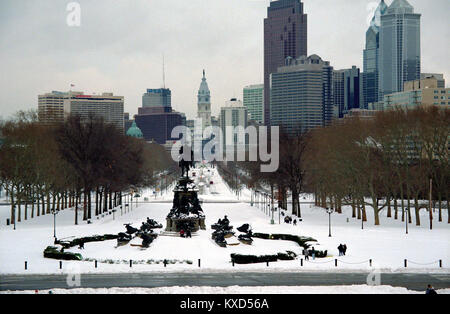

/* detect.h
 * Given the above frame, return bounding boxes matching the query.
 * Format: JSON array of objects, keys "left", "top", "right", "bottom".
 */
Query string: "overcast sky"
[{"left": 0, "top": 0, "right": 448, "bottom": 120}]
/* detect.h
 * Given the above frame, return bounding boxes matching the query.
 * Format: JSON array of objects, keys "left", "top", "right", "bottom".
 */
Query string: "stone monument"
[{"left": 165, "top": 146, "right": 206, "bottom": 232}]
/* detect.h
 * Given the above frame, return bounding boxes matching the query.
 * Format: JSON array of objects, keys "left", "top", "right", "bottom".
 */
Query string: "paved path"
[{"left": 1, "top": 272, "right": 449, "bottom": 292}]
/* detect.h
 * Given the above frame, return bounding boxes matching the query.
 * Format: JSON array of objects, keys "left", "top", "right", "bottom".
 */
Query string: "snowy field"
[
  {"left": 2, "top": 285, "right": 449, "bottom": 294},
  {"left": 0, "top": 166, "right": 449, "bottom": 275}
]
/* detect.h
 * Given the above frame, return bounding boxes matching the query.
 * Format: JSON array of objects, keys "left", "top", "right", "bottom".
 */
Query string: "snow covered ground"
[
  {"left": 2, "top": 285, "right": 449, "bottom": 294},
  {"left": 0, "top": 165, "right": 449, "bottom": 275}
]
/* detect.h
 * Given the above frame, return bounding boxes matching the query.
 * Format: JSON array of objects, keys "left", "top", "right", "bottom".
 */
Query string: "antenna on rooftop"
[{"left": 162, "top": 54, "right": 166, "bottom": 89}]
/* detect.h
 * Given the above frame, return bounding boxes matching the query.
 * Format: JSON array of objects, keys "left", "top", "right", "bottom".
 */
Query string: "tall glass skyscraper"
[
  {"left": 363, "top": 0, "right": 387, "bottom": 109},
  {"left": 264, "top": 0, "right": 307, "bottom": 126},
  {"left": 379, "top": 0, "right": 421, "bottom": 98}
]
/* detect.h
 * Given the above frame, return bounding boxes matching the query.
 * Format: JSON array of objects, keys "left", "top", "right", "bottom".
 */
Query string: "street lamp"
[
  {"left": 326, "top": 207, "right": 334, "bottom": 237},
  {"left": 361, "top": 208, "right": 364, "bottom": 230},
  {"left": 406, "top": 208, "right": 409, "bottom": 235},
  {"left": 270, "top": 201, "right": 275, "bottom": 225},
  {"left": 13, "top": 205, "right": 16, "bottom": 230},
  {"left": 52, "top": 208, "right": 59, "bottom": 239}
]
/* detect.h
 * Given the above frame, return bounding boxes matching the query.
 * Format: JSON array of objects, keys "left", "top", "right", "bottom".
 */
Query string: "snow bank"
[{"left": 2, "top": 285, "right": 449, "bottom": 294}]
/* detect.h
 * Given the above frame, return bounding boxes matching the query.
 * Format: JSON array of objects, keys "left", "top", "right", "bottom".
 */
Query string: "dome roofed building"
[{"left": 126, "top": 121, "right": 144, "bottom": 139}]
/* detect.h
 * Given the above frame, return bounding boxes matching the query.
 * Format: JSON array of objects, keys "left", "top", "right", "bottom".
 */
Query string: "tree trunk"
[
  {"left": 438, "top": 196, "right": 442, "bottom": 222},
  {"left": 74, "top": 191, "right": 79, "bottom": 225},
  {"left": 362, "top": 202, "right": 367, "bottom": 222},
  {"left": 109, "top": 191, "right": 113, "bottom": 210},
  {"left": 95, "top": 188, "right": 99, "bottom": 216},
  {"left": 103, "top": 189, "right": 108, "bottom": 213},
  {"left": 46, "top": 194, "right": 51, "bottom": 214},
  {"left": 407, "top": 198, "right": 412, "bottom": 224},
  {"left": 17, "top": 199, "right": 21, "bottom": 222},
  {"left": 414, "top": 197, "right": 421, "bottom": 226},
  {"left": 10, "top": 192, "right": 15, "bottom": 223},
  {"left": 400, "top": 188, "right": 405, "bottom": 222},
  {"left": 41, "top": 195, "right": 45, "bottom": 215},
  {"left": 24, "top": 201, "right": 28, "bottom": 221},
  {"left": 394, "top": 198, "right": 398, "bottom": 220},
  {"left": 351, "top": 198, "right": 356, "bottom": 218},
  {"left": 88, "top": 190, "right": 92, "bottom": 219},
  {"left": 387, "top": 196, "right": 391, "bottom": 218},
  {"left": 83, "top": 191, "right": 88, "bottom": 221},
  {"left": 31, "top": 188, "right": 35, "bottom": 219}
]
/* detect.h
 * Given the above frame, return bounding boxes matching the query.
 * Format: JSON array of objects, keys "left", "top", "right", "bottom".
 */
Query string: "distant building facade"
[
  {"left": 38, "top": 91, "right": 70, "bottom": 124},
  {"left": 333, "top": 66, "right": 363, "bottom": 118},
  {"left": 371, "top": 76, "right": 449, "bottom": 110},
  {"left": 219, "top": 99, "right": 248, "bottom": 153},
  {"left": 420, "top": 73, "right": 445, "bottom": 88},
  {"left": 135, "top": 88, "right": 185, "bottom": 144},
  {"left": 135, "top": 109, "right": 184, "bottom": 144},
  {"left": 243, "top": 84, "right": 264, "bottom": 124},
  {"left": 270, "top": 54, "right": 333, "bottom": 134},
  {"left": 142, "top": 88, "right": 171, "bottom": 108},
  {"left": 363, "top": 0, "right": 388, "bottom": 109},
  {"left": 124, "top": 112, "right": 134, "bottom": 134},
  {"left": 38, "top": 91, "right": 124, "bottom": 131},
  {"left": 264, "top": 0, "right": 308, "bottom": 125}
]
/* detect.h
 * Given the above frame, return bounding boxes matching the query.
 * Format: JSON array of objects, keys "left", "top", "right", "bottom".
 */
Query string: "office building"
[
  {"left": 264, "top": 0, "right": 307, "bottom": 125},
  {"left": 142, "top": 88, "right": 171, "bottom": 108},
  {"left": 371, "top": 76, "right": 450, "bottom": 110},
  {"left": 379, "top": 0, "right": 421, "bottom": 97},
  {"left": 421, "top": 73, "right": 445, "bottom": 88},
  {"left": 243, "top": 84, "right": 264, "bottom": 124},
  {"left": 38, "top": 91, "right": 124, "bottom": 131},
  {"left": 219, "top": 98, "right": 248, "bottom": 153},
  {"left": 363, "top": 0, "right": 388, "bottom": 108},
  {"left": 270, "top": 55, "right": 333, "bottom": 134},
  {"left": 333, "top": 66, "right": 363, "bottom": 118},
  {"left": 134, "top": 108, "right": 184, "bottom": 144}
]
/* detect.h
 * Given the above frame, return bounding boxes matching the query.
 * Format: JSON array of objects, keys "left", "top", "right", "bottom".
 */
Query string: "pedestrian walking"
[
  {"left": 303, "top": 248, "right": 309, "bottom": 261},
  {"left": 343, "top": 244, "right": 347, "bottom": 256},
  {"left": 311, "top": 247, "right": 316, "bottom": 260},
  {"left": 338, "top": 244, "right": 343, "bottom": 256},
  {"left": 186, "top": 229, "right": 192, "bottom": 238}
]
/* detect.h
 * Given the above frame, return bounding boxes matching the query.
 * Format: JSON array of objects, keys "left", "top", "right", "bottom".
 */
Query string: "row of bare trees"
[
  {"left": 306, "top": 106, "right": 449, "bottom": 226},
  {"left": 223, "top": 106, "right": 449, "bottom": 227},
  {"left": 0, "top": 111, "right": 175, "bottom": 225}
]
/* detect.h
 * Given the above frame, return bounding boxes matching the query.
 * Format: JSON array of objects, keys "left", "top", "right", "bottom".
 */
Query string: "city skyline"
[{"left": 0, "top": 0, "right": 448, "bottom": 120}]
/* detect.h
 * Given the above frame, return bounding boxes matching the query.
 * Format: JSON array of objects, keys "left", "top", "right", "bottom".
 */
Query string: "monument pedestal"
[{"left": 165, "top": 217, "right": 206, "bottom": 232}]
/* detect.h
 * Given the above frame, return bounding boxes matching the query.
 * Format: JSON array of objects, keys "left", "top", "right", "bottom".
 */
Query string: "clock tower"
[{"left": 197, "top": 70, "right": 212, "bottom": 130}]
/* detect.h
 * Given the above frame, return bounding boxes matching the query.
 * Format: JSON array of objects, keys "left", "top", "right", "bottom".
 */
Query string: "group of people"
[
  {"left": 284, "top": 216, "right": 299, "bottom": 226},
  {"left": 303, "top": 247, "right": 316, "bottom": 260},
  {"left": 180, "top": 229, "right": 192, "bottom": 238},
  {"left": 338, "top": 244, "right": 348, "bottom": 256}
]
